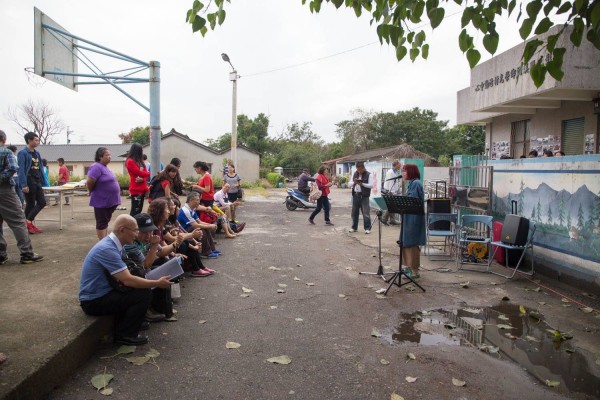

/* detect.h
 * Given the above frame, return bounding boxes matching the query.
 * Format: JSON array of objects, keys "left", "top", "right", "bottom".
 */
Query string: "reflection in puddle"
[{"left": 391, "top": 304, "right": 599, "bottom": 398}]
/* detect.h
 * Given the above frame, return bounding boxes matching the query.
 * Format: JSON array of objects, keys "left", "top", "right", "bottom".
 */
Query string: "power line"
[{"left": 243, "top": 9, "right": 463, "bottom": 78}]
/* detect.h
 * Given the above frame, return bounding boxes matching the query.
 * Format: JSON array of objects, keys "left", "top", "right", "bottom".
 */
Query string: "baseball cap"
[{"left": 134, "top": 213, "right": 157, "bottom": 232}]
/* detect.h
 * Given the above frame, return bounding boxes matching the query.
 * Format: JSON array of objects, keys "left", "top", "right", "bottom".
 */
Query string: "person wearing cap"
[
  {"left": 123, "top": 213, "right": 177, "bottom": 321},
  {"left": 297, "top": 168, "right": 315, "bottom": 197},
  {"left": 349, "top": 162, "right": 373, "bottom": 234},
  {"left": 79, "top": 214, "right": 172, "bottom": 346}
]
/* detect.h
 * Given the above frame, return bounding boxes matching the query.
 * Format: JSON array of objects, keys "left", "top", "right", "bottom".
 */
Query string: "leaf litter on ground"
[
  {"left": 266, "top": 355, "right": 291, "bottom": 365},
  {"left": 91, "top": 373, "right": 113, "bottom": 390},
  {"left": 452, "top": 378, "right": 466, "bottom": 387}
]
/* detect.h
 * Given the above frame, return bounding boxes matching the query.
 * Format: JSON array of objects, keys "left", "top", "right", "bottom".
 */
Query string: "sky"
[{"left": 0, "top": 0, "right": 524, "bottom": 146}]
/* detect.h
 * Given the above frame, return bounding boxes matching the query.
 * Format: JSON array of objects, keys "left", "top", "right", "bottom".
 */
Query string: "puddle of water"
[{"left": 391, "top": 304, "right": 599, "bottom": 398}]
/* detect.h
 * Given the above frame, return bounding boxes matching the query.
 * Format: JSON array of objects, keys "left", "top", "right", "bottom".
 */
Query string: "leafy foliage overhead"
[
  {"left": 186, "top": 0, "right": 600, "bottom": 87},
  {"left": 119, "top": 126, "right": 150, "bottom": 145}
]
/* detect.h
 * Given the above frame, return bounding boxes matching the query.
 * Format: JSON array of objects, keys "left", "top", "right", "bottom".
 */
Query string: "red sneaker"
[
  {"left": 26, "top": 221, "right": 37, "bottom": 234},
  {"left": 204, "top": 268, "right": 216, "bottom": 273},
  {"left": 31, "top": 223, "right": 43, "bottom": 233}
]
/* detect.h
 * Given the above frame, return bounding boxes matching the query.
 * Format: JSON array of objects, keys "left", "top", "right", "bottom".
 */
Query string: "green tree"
[
  {"left": 518, "top": 178, "right": 525, "bottom": 216},
  {"left": 577, "top": 203, "right": 585, "bottom": 230},
  {"left": 567, "top": 212, "right": 572, "bottom": 229},
  {"left": 205, "top": 133, "right": 232, "bottom": 152},
  {"left": 187, "top": 0, "right": 600, "bottom": 87},
  {"left": 558, "top": 196, "right": 565, "bottom": 227},
  {"left": 536, "top": 199, "right": 542, "bottom": 221},
  {"left": 119, "top": 126, "right": 150, "bottom": 145},
  {"left": 547, "top": 204, "right": 553, "bottom": 225},
  {"left": 237, "top": 113, "right": 271, "bottom": 155}
]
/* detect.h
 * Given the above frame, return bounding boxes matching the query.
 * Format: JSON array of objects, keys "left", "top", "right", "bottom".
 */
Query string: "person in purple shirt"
[{"left": 86, "top": 147, "right": 122, "bottom": 240}]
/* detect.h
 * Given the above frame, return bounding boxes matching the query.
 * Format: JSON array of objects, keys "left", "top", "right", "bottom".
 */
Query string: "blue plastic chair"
[
  {"left": 457, "top": 215, "right": 493, "bottom": 272},
  {"left": 490, "top": 220, "right": 536, "bottom": 279},
  {"left": 425, "top": 213, "right": 458, "bottom": 260}
]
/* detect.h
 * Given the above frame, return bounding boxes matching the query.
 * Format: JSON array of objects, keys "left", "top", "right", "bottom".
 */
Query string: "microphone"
[{"left": 385, "top": 176, "right": 402, "bottom": 182}]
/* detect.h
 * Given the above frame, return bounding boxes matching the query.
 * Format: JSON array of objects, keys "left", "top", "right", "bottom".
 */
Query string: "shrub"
[
  {"left": 69, "top": 175, "right": 82, "bottom": 182},
  {"left": 213, "top": 176, "right": 224, "bottom": 188},
  {"left": 266, "top": 172, "right": 283, "bottom": 187},
  {"left": 115, "top": 174, "right": 130, "bottom": 188},
  {"left": 337, "top": 176, "right": 348, "bottom": 185}
]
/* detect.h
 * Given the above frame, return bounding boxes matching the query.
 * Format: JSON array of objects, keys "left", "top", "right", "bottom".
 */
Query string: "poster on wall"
[
  {"left": 491, "top": 141, "right": 510, "bottom": 159},
  {"left": 529, "top": 135, "right": 561, "bottom": 156},
  {"left": 585, "top": 133, "right": 596, "bottom": 154}
]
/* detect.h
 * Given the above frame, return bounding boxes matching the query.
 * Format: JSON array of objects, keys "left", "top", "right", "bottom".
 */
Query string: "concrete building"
[
  {"left": 143, "top": 129, "right": 260, "bottom": 182},
  {"left": 457, "top": 25, "right": 600, "bottom": 158}
]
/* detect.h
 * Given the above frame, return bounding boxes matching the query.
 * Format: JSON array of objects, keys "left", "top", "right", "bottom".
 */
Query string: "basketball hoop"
[{"left": 24, "top": 67, "right": 46, "bottom": 88}]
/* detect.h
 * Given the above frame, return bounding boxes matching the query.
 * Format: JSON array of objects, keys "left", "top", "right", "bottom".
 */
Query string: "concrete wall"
[
  {"left": 488, "top": 155, "right": 600, "bottom": 290},
  {"left": 487, "top": 100, "right": 597, "bottom": 157},
  {"left": 46, "top": 161, "right": 125, "bottom": 180}
]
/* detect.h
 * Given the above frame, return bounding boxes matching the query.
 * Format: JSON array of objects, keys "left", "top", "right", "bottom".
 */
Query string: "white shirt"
[
  {"left": 352, "top": 171, "right": 372, "bottom": 194},
  {"left": 213, "top": 189, "right": 230, "bottom": 208},
  {"left": 384, "top": 168, "right": 401, "bottom": 194}
]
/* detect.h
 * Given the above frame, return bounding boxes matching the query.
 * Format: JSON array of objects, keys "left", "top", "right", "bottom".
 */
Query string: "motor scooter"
[{"left": 284, "top": 188, "right": 316, "bottom": 211}]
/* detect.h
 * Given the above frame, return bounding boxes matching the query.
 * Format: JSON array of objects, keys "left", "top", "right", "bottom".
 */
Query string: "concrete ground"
[{"left": 0, "top": 187, "right": 599, "bottom": 400}]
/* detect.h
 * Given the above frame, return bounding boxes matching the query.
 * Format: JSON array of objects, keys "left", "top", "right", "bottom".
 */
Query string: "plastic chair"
[
  {"left": 490, "top": 220, "right": 536, "bottom": 279},
  {"left": 456, "top": 215, "right": 493, "bottom": 273},
  {"left": 425, "top": 213, "right": 458, "bottom": 260}
]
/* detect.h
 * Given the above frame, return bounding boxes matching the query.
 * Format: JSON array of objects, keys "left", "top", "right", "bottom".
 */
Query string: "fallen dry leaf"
[
  {"left": 242, "top": 287, "right": 253, "bottom": 293},
  {"left": 100, "top": 387, "right": 113, "bottom": 396},
  {"left": 293, "top": 277, "right": 300, "bottom": 281},
  {"left": 277, "top": 289, "right": 286, "bottom": 293},
  {"left": 407, "top": 352, "right": 416, "bottom": 361},
  {"left": 268, "top": 266, "right": 281, "bottom": 271},
  {"left": 391, "top": 393, "right": 405, "bottom": 400},
  {"left": 91, "top": 374, "right": 113, "bottom": 390},
  {"left": 338, "top": 294, "right": 346, "bottom": 298},
  {"left": 306, "top": 283, "right": 315, "bottom": 286},
  {"left": 295, "top": 318, "right": 303, "bottom": 322},
  {"left": 405, "top": 376, "right": 418, "bottom": 383},
  {"left": 380, "top": 359, "right": 390, "bottom": 365},
  {"left": 545, "top": 380, "right": 560, "bottom": 387},
  {"left": 266, "top": 355, "right": 291, "bottom": 365},
  {"left": 371, "top": 329, "right": 382, "bottom": 338},
  {"left": 198, "top": 320, "right": 207, "bottom": 324},
  {"left": 269, "top": 306, "right": 278, "bottom": 310},
  {"left": 452, "top": 378, "right": 466, "bottom": 387},
  {"left": 240, "top": 294, "right": 250, "bottom": 298},
  {"left": 278, "top": 283, "right": 288, "bottom": 288},
  {"left": 116, "top": 345, "right": 136, "bottom": 355},
  {"left": 125, "top": 356, "right": 150, "bottom": 366},
  {"left": 226, "top": 342, "right": 241, "bottom": 349},
  {"left": 579, "top": 307, "right": 593, "bottom": 313},
  {"left": 459, "top": 281, "right": 470, "bottom": 288}
]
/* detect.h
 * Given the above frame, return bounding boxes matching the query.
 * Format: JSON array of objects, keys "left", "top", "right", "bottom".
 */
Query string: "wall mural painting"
[{"left": 491, "top": 168, "right": 600, "bottom": 262}]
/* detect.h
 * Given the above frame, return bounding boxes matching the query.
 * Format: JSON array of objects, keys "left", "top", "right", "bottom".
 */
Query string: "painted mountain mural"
[{"left": 492, "top": 182, "right": 600, "bottom": 262}]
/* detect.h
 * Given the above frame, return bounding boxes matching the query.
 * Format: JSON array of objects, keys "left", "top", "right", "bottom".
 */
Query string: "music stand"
[
  {"left": 358, "top": 197, "right": 395, "bottom": 280},
  {"left": 382, "top": 194, "right": 426, "bottom": 295}
]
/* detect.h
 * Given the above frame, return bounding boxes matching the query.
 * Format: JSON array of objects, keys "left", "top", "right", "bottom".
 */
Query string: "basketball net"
[{"left": 24, "top": 67, "right": 46, "bottom": 88}]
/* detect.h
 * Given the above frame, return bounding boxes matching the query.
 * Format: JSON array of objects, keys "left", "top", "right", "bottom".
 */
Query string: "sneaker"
[
  {"left": 348, "top": 228, "right": 357, "bottom": 233},
  {"left": 164, "top": 315, "right": 178, "bottom": 322},
  {"left": 365, "top": 230, "right": 371, "bottom": 234},
  {"left": 209, "top": 251, "right": 220, "bottom": 257},
  {"left": 325, "top": 221, "right": 334, "bottom": 226},
  {"left": 26, "top": 221, "right": 37, "bottom": 235},
  {"left": 145, "top": 309, "right": 166, "bottom": 322},
  {"left": 308, "top": 219, "right": 315, "bottom": 225},
  {"left": 234, "top": 222, "right": 246, "bottom": 233},
  {"left": 191, "top": 269, "right": 211, "bottom": 277},
  {"left": 0, "top": 255, "right": 8, "bottom": 265},
  {"left": 20, "top": 253, "right": 44, "bottom": 264},
  {"left": 52, "top": 203, "right": 58, "bottom": 207},
  {"left": 212, "top": 250, "right": 222, "bottom": 255},
  {"left": 31, "top": 223, "right": 43, "bottom": 233}
]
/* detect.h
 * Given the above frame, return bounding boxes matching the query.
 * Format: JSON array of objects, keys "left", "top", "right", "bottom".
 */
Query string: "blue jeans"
[
  {"left": 310, "top": 196, "right": 330, "bottom": 222},
  {"left": 351, "top": 194, "right": 371, "bottom": 230}
]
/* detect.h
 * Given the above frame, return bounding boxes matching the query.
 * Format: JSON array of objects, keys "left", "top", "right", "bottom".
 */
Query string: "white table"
[{"left": 40, "top": 186, "right": 75, "bottom": 229}]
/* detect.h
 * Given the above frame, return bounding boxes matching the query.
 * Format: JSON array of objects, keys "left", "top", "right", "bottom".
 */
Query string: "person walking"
[
  {"left": 400, "top": 163, "right": 426, "bottom": 279},
  {"left": 87, "top": 147, "right": 122, "bottom": 240},
  {"left": 0, "top": 129, "right": 43, "bottom": 264},
  {"left": 381, "top": 160, "right": 401, "bottom": 225},
  {"left": 348, "top": 162, "right": 373, "bottom": 234},
  {"left": 125, "top": 143, "right": 150, "bottom": 216},
  {"left": 308, "top": 165, "right": 334, "bottom": 226},
  {"left": 17, "top": 131, "right": 49, "bottom": 234}
]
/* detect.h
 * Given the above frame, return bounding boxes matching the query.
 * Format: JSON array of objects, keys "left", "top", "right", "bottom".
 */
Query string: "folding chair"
[
  {"left": 490, "top": 221, "right": 536, "bottom": 279},
  {"left": 425, "top": 213, "right": 458, "bottom": 260},
  {"left": 457, "top": 215, "right": 493, "bottom": 273}
]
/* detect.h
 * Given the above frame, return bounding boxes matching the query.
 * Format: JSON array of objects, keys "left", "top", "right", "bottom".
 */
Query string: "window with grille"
[
  {"left": 511, "top": 119, "right": 530, "bottom": 158},
  {"left": 561, "top": 117, "right": 585, "bottom": 155}
]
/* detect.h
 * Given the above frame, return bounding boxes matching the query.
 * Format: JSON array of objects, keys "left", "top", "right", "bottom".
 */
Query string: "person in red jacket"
[
  {"left": 308, "top": 165, "right": 334, "bottom": 226},
  {"left": 191, "top": 161, "right": 214, "bottom": 207},
  {"left": 125, "top": 143, "right": 150, "bottom": 216}
]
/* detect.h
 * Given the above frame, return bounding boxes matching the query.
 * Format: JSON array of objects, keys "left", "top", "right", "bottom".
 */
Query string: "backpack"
[
  {"left": 148, "top": 175, "right": 165, "bottom": 200},
  {"left": 309, "top": 181, "right": 322, "bottom": 202}
]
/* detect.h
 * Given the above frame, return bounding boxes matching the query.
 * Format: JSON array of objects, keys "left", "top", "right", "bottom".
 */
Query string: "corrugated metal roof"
[{"left": 14, "top": 144, "right": 131, "bottom": 163}]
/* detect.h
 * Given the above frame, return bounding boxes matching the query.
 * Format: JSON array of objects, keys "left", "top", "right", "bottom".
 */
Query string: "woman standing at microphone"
[{"left": 400, "top": 163, "right": 425, "bottom": 279}]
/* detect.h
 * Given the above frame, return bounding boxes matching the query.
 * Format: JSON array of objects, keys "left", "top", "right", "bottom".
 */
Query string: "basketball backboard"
[{"left": 34, "top": 7, "right": 78, "bottom": 91}]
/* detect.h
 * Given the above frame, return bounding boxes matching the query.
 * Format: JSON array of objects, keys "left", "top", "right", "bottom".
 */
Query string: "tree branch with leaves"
[{"left": 186, "top": 0, "right": 600, "bottom": 87}]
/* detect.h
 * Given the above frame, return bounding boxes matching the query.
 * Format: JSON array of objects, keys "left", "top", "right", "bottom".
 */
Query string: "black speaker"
[
  {"left": 427, "top": 198, "right": 451, "bottom": 230},
  {"left": 501, "top": 215, "right": 529, "bottom": 245}
]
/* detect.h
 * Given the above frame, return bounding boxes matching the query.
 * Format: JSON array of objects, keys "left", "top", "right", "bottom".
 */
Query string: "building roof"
[
  {"left": 143, "top": 129, "right": 262, "bottom": 156},
  {"left": 14, "top": 143, "right": 131, "bottom": 163},
  {"left": 340, "top": 144, "right": 440, "bottom": 166}
]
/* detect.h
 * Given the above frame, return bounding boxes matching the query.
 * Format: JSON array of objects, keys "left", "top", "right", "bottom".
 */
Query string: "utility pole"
[{"left": 66, "top": 126, "right": 73, "bottom": 144}]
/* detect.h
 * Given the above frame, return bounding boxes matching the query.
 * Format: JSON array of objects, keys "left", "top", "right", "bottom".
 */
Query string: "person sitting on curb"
[
  {"left": 178, "top": 192, "right": 221, "bottom": 258},
  {"left": 78, "top": 214, "right": 172, "bottom": 346},
  {"left": 213, "top": 183, "right": 246, "bottom": 233},
  {"left": 0, "top": 129, "right": 43, "bottom": 265}
]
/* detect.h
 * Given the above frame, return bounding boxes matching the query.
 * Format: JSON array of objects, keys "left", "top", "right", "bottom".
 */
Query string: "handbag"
[{"left": 237, "top": 188, "right": 243, "bottom": 200}]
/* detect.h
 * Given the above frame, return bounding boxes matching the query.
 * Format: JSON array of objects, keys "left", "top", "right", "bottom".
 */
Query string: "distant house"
[
  {"left": 16, "top": 143, "right": 131, "bottom": 180},
  {"left": 142, "top": 129, "right": 260, "bottom": 182}
]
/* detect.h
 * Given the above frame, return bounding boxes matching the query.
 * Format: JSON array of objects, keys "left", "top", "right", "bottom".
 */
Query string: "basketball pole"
[{"left": 149, "top": 61, "right": 161, "bottom": 177}]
